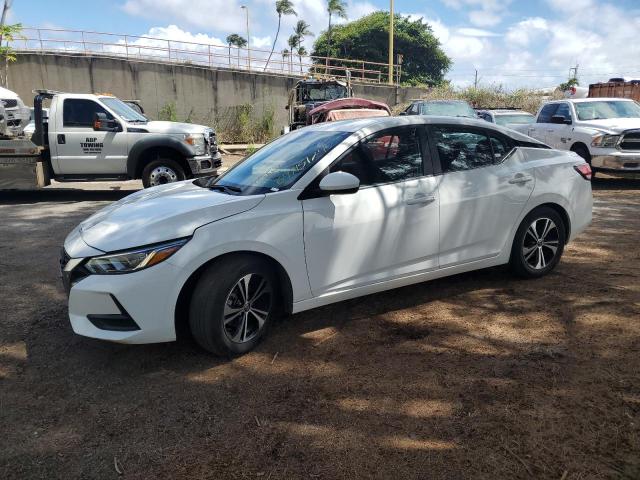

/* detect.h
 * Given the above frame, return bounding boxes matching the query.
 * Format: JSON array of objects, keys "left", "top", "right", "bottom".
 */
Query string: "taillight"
[{"left": 573, "top": 163, "right": 592, "bottom": 180}]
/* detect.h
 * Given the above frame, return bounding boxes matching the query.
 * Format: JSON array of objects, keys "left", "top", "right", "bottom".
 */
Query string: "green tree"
[
  {"left": 559, "top": 77, "right": 579, "bottom": 91},
  {"left": 297, "top": 46, "right": 307, "bottom": 74},
  {"left": 326, "top": 0, "right": 347, "bottom": 58},
  {"left": 287, "top": 34, "right": 298, "bottom": 73},
  {"left": 226, "top": 33, "right": 247, "bottom": 67},
  {"left": 264, "top": 0, "right": 297, "bottom": 71},
  {"left": 312, "top": 12, "right": 451, "bottom": 85},
  {"left": 281, "top": 48, "right": 290, "bottom": 72},
  {"left": 0, "top": 23, "right": 23, "bottom": 87},
  {"left": 293, "top": 20, "right": 313, "bottom": 49}
]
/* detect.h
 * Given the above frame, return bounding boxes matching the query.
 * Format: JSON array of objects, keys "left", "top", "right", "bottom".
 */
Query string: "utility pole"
[
  {"left": 474, "top": 69, "right": 478, "bottom": 88},
  {"left": 569, "top": 63, "right": 579, "bottom": 81},
  {"left": 388, "top": 0, "right": 394, "bottom": 85},
  {"left": 241, "top": 5, "right": 250, "bottom": 71}
]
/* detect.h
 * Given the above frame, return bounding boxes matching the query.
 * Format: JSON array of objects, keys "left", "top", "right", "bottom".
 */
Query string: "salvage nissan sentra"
[{"left": 61, "top": 116, "right": 593, "bottom": 356}]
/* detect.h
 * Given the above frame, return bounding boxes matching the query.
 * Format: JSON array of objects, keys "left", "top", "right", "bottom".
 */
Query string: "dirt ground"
[{"left": 0, "top": 177, "right": 638, "bottom": 479}]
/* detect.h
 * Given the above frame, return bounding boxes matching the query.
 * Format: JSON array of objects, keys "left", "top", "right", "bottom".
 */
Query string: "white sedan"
[{"left": 61, "top": 116, "right": 593, "bottom": 356}]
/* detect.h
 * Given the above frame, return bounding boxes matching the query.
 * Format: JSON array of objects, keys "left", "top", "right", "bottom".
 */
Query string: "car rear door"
[
  {"left": 301, "top": 125, "right": 440, "bottom": 296},
  {"left": 428, "top": 124, "right": 535, "bottom": 267}
]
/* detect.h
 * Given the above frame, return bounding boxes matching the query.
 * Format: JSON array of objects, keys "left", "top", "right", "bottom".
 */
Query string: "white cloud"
[
  {"left": 457, "top": 28, "right": 500, "bottom": 37},
  {"left": 441, "top": 0, "right": 512, "bottom": 27}
]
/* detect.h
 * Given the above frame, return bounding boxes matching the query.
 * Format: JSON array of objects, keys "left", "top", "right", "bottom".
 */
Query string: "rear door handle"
[
  {"left": 508, "top": 174, "right": 533, "bottom": 185},
  {"left": 406, "top": 193, "right": 436, "bottom": 205}
]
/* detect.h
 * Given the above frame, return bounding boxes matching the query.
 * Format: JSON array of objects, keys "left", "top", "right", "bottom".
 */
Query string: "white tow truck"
[
  {"left": 514, "top": 97, "right": 640, "bottom": 176},
  {"left": 0, "top": 90, "right": 222, "bottom": 190}
]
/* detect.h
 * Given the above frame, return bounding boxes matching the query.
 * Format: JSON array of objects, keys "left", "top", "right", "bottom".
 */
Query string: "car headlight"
[
  {"left": 591, "top": 134, "right": 620, "bottom": 148},
  {"left": 184, "top": 133, "right": 206, "bottom": 155},
  {"left": 84, "top": 238, "right": 188, "bottom": 274}
]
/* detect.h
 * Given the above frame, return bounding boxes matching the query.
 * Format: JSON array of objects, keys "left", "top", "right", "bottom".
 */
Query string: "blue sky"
[{"left": 11, "top": 0, "right": 640, "bottom": 88}]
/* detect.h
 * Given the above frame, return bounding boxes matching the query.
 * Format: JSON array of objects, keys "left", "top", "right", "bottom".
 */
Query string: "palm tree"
[
  {"left": 287, "top": 35, "right": 298, "bottom": 73},
  {"left": 226, "top": 34, "right": 247, "bottom": 67},
  {"left": 265, "top": 0, "right": 297, "bottom": 71},
  {"left": 326, "top": 0, "right": 347, "bottom": 59},
  {"left": 293, "top": 19, "right": 313, "bottom": 50},
  {"left": 297, "top": 46, "right": 307, "bottom": 74},
  {"left": 281, "top": 48, "right": 290, "bottom": 72}
]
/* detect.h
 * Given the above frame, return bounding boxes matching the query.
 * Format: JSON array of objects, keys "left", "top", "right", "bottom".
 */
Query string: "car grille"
[
  {"left": 619, "top": 131, "right": 640, "bottom": 151},
  {"left": 1, "top": 99, "right": 17, "bottom": 108}
]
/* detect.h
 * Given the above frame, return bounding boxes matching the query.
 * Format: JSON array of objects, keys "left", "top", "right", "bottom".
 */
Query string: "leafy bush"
[
  {"left": 394, "top": 85, "right": 564, "bottom": 115},
  {"left": 215, "top": 104, "right": 277, "bottom": 144}
]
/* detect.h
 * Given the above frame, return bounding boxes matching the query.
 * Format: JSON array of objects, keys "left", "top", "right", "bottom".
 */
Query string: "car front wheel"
[
  {"left": 510, "top": 207, "right": 566, "bottom": 278},
  {"left": 141, "top": 158, "right": 186, "bottom": 188},
  {"left": 189, "top": 256, "right": 278, "bottom": 356}
]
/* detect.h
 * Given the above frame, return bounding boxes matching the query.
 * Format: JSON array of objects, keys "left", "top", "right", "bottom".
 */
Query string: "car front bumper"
[
  {"left": 189, "top": 152, "right": 223, "bottom": 177},
  {"left": 63, "top": 254, "right": 183, "bottom": 344},
  {"left": 591, "top": 150, "right": 640, "bottom": 172}
]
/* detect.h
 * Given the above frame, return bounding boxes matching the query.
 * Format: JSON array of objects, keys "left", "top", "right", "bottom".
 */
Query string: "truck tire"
[{"left": 141, "top": 158, "right": 186, "bottom": 188}]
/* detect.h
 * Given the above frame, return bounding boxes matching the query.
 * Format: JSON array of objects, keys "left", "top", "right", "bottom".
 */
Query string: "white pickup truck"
[
  {"left": 514, "top": 98, "right": 640, "bottom": 176},
  {"left": 0, "top": 90, "right": 222, "bottom": 189}
]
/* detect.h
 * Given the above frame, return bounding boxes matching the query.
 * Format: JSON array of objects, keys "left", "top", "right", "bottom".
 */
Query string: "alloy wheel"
[
  {"left": 223, "top": 273, "right": 272, "bottom": 344},
  {"left": 522, "top": 217, "right": 560, "bottom": 270}
]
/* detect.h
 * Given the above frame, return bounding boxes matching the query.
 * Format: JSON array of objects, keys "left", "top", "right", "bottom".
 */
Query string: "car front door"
[
  {"left": 528, "top": 103, "right": 559, "bottom": 145},
  {"left": 430, "top": 125, "right": 534, "bottom": 267},
  {"left": 301, "top": 126, "right": 440, "bottom": 296},
  {"left": 545, "top": 102, "right": 573, "bottom": 150},
  {"left": 54, "top": 98, "right": 128, "bottom": 174}
]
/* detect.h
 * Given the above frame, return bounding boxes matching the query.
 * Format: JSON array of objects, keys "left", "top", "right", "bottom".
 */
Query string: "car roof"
[
  {"left": 409, "top": 99, "right": 470, "bottom": 104},
  {"left": 548, "top": 97, "right": 637, "bottom": 104},
  {"left": 480, "top": 109, "right": 534, "bottom": 115},
  {"left": 303, "top": 115, "right": 545, "bottom": 144}
]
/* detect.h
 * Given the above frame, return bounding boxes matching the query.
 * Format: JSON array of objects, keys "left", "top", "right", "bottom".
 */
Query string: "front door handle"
[
  {"left": 406, "top": 193, "right": 436, "bottom": 205},
  {"left": 57, "top": 134, "right": 65, "bottom": 144},
  {"left": 508, "top": 174, "right": 533, "bottom": 185}
]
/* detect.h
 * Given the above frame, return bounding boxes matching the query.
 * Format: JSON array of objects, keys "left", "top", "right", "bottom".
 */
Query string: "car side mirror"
[
  {"left": 319, "top": 171, "right": 360, "bottom": 195},
  {"left": 93, "top": 112, "right": 120, "bottom": 132},
  {"left": 398, "top": 111, "right": 407, "bottom": 116},
  {"left": 550, "top": 115, "right": 571, "bottom": 125}
]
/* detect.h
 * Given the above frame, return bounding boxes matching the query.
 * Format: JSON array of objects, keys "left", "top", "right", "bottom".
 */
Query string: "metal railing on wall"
[{"left": 14, "top": 27, "right": 401, "bottom": 85}]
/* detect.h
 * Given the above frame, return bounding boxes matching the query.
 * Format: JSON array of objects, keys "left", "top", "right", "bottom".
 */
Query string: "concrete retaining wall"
[{"left": 8, "top": 52, "right": 428, "bottom": 137}]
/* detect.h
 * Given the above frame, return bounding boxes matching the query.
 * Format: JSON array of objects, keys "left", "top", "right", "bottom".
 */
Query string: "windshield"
[
  {"left": 495, "top": 114, "right": 535, "bottom": 126},
  {"left": 301, "top": 83, "right": 348, "bottom": 102},
  {"left": 206, "top": 130, "right": 351, "bottom": 195},
  {"left": 575, "top": 101, "right": 640, "bottom": 120},
  {"left": 420, "top": 101, "right": 476, "bottom": 117},
  {"left": 100, "top": 97, "right": 148, "bottom": 122}
]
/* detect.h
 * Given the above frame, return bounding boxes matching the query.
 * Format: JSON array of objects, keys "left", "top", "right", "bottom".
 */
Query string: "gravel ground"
[{"left": 0, "top": 177, "right": 638, "bottom": 480}]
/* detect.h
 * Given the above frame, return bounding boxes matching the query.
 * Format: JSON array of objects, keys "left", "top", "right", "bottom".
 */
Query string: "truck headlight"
[
  {"left": 185, "top": 134, "right": 206, "bottom": 155},
  {"left": 84, "top": 238, "right": 188, "bottom": 274},
  {"left": 591, "top": 134, "right": 620, "bottom": 148}
]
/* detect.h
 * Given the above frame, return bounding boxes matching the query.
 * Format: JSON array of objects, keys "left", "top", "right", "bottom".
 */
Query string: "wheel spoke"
[
  {"left": 536, "top": 247, "right": 546, "bottom": 269},
  {"left": 250, "top": 308, "right": 268, "bottom": 328},
  {"left": 231, "top": 312, "right": 248, "bottom": 342},
  {"left": 223, "top": 309, "right": 243, "bottom": 326},
  {"left": 526, "top": 224, "right": 539, "bottom": 242},
  {"left": 237, "top": 274, "right": 251, "bottom": 302},
  {"left": 543, "top": 243, "right": 558, "bottom": 255},
  {"left": 250, "top": 278, "right": 268, "bottom": 303},
  {"left": 541, "top": 219, "right": 555, "bottom": 240}
]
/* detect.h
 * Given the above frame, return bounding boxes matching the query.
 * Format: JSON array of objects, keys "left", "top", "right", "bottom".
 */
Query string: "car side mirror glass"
[
  {"left": 93, "top": 112, "right": 120, "bottom": 132},
  {"left": 319, "top": 171, "right": 360, "bottom": 195}
]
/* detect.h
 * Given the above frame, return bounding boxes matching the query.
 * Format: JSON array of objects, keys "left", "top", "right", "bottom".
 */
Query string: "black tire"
[
  {"left": 571, "top": 144, "right": 596, "bottom": 179},
  {"left": 510, "top": 207, "right": 566, "bottom": 278},
  {"left": 141, "top": 158, "right": 186, "bottom": 188},
  {"left": 189, "top": 256, "right": 279, "bottom": 356}
]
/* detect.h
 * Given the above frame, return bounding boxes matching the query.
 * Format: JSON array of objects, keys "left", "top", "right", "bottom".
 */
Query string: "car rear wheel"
[
  {"left": 510, "top": 207, "right": 566, "bottom": 278},
  {"left": 189, "top": 256, "right": 278, "bottom": 356},
  {"left": 141, "top": 158, "right": 186, "bottom": 188}
]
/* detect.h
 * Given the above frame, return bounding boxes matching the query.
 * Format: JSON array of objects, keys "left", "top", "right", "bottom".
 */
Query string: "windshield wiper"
[
  {"left": 127, "top": 119, "right": 147, "bottom": 123},
  {"left": 209, "top": 184, "right": 242, "bottom": 194}
]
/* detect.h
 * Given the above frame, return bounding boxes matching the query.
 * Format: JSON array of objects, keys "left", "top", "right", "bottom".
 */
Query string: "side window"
[
  {"left": 408, "top": 103, "right": 419, "bottom": 115},
  {"left": 330, "top": 127, "right": 424, "bottom": 186},
  {"left": 63, "top": 99, "right": 113, "bottom": 128},
  {"left": 555, "top": 103, "right": 572, "bottom": 122},
  {"left": 433, "top": 126, "right": 494, "bottom": 173},
  {"left": 537, "top": 103, "right": 559, "bottom": 123},
  {"left": 489, "top": 134, "right": 513, "bottom": 162}
]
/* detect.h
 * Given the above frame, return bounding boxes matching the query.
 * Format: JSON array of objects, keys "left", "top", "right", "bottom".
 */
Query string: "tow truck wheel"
[{"left": 141, "top": 158, "right": 186, "bottom": 188}]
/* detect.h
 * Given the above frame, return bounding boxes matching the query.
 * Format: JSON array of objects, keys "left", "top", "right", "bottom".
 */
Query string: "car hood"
[
  {"left": 140, "top": 121, "right": 211, "bottom": 134},
  {"left": 579, "top": 117, "right": 640, "bottom": 133},
  {"left": 77, "top": 181, "right": 264, "bottom": 252}
]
